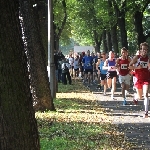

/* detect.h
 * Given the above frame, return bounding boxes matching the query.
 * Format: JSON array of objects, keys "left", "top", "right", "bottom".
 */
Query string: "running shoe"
[
  {"left": 133, "top": 98, "right": 138, "bottom": 105},
  {"left": 143, "top": 113, "right": 148, "bottom": 118},
  {"left": 133, "top": 86, "right": 136, "bottom": 91},
  {"left": 103, "top": 92, "right": 107, "bottom": 96},
  {"left": 123, "top": 99, "right": 127, "bottom": 106},
  {"left": 93, "top": 80, "right": 96, "bottom": 84},
  {"left": 87, "top": 84, "right": 90, "bottom": 88},
  {"left": 111, "top": 95, "right": 116, "bottom": 100},
  {"left": 96, "top": 85, "right": 101, "bottom": 89}
]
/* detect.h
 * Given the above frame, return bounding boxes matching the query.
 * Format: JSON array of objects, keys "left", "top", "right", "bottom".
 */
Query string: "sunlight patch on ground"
[
  {"left": 35, "top": 110, "right": 112, "bottom": 123},
  {"left": 56, "top": 92, "right": 96, "bottom": 101}
]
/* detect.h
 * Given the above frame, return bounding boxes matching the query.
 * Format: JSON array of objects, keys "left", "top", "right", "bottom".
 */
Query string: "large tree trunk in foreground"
[
  {"left": 37, "top": 0, "right": 48, "bottom": 62},
  {"left": 20, "top": 0, "right": 55, "bottom": 111},
  {"left": 0, "top": 1, "right": 40, "bottom": 149}
]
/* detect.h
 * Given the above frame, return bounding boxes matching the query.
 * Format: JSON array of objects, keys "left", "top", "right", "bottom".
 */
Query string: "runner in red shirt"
[
  {"left": 129, "top": 42, "right": 150, "bottom": 118},
  {"left": 116, "top": 47, "right": 131, "bottom": 105}
]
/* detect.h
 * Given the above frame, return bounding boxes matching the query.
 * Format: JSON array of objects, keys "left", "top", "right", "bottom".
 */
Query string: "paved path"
[{"left": 86, "top": 83, "right": 150, "bottom": 150}]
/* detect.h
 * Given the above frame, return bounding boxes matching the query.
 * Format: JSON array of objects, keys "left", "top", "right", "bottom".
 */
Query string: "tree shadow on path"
[{"left": 89, "top": 83, "right": 150, "bottom": 149}]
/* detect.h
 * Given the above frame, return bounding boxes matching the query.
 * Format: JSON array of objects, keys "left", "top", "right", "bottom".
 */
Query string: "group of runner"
[{"left": 81, "top": 42, "right": 150, "bottom": 118}]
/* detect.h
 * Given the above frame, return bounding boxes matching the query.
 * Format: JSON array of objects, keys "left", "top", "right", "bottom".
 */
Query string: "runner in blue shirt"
[
  {"left": 91, "top": 52, "right": 98, "bottom": 84},
  {"left": 99, "top": 52, "right": 108, "bottom": 95},
  {"left": 82, "top": 50, "right": 93, "bottom": 87}
]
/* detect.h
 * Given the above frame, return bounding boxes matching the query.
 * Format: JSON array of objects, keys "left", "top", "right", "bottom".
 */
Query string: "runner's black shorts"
[
  {"left": 84, "top": 69, "right": 93, "bottom": 74},
  {"left": 106, "top": 71, "right": 117, "bottom": 79},
  {"left": 74, "top": 68, "right": 79, "bottom": 71},
  {"left": 100, "top": 74, "right": 107, "bottom": 80}
]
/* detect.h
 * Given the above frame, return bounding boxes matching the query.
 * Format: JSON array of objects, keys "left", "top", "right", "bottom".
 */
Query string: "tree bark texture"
[
  {"left": 134, "top": 2, "right": 150, "bottom": 47},
  {"left": 93, "top": 30, "right": 102, "bottom": 52},
  {"left": 37, "top": 0, "right": 48, "bottom": 63},
  {"left": 20, "top": 0, "right": 55, "bottom": 111},
  {"left": 0, "top": 1, "right": 40, "bottom": 149},
  {"left": 114, "top": 0, "right": 128, "bottom": 49},
  {"left": 110, "top": 24, "right": 119, "bottom": 54},
  {"left": 134, "top": 11, "right": 146, "bottom": 46},
  {"left": 118, "top": 16, "right": 128, "bottom": 49},
  {"left": 106, "top": 31, "right": 112, "bottom": 52},
  {"left": 102, "top": 30, "right": 108, "bottom": 53}
]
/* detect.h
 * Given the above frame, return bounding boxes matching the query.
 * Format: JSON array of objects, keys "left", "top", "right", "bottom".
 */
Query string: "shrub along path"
[{"left": 86, "top": 82, "right": 150, "bottom": 149}]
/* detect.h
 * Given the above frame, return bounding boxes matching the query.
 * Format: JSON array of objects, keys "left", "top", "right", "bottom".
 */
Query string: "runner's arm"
[
  {"left": 128, "top": 55, "right": 142, "bottom": 69},
  {"left": 96, "top": 58, "right": 100, "bottom": 70},
  {"left": 116, "top": 58, "right": 121, "bottom": 67},
  {"left": 115, "top": 58, "right": 120, "bottom": 72},
  {"left": 127, "top": 57, "right": 132, "bottom": 74},
  {"left": 103, "top": 59, "right": 108, "bottom": 70}
]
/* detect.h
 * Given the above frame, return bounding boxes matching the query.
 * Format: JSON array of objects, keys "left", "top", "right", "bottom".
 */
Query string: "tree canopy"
[{"left": 55, "top": 0, "right": 150, "bottom": 54}]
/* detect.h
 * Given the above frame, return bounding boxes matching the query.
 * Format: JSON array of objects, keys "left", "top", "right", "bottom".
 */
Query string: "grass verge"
[{"left": 36, "top": 79, "right": 133, "bottom": 150}]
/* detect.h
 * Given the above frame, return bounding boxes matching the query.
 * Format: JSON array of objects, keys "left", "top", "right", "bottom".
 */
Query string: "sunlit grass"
[
  {"left": 39, "top": 122, "right": 109, "bottom": 150},
  {"left": 36, "top": 80, "right": 133, "bottom": 150}
]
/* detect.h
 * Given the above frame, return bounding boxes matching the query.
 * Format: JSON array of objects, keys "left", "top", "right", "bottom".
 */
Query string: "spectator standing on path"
[
  {"left": 99, "top": 52, "right": 108, "bottom": 95},
  {"left": 103, "top": 51, "right": 117, "bottom": 100},
  {"left": 91, "top": 52, "right": 97, "bottom": 84},
  {"left": 96, "top": 52, "right": 102, "bottom": 89},
  {"left": 82, "top": 50, "right": 93, "bottom": 87},
  {"left": 73, "top": 54, "right": 80, "bottom": 80},
  {"left": 68, "top": 54, "right": 74, "bottom": 77},
  {"left": 57, "top": 50, "right": 65, "bottom": 82},
  {"left": 54, "top": 50, "right": 59, "bottom": 81},
  {"left": 129, "top": 42, "right": 150, "bottom": 118},
  {"left": 130, "top": 50, "right": 141, "bottom": 101},
  {"left": 61, "top": 56, "right": 72, "bottom": 85},
  {"left": 116, "top": 47, "right": 131, "bottom": 105},
  {"left": 79, "top": 52, "right": 85, "bottom": 79}
]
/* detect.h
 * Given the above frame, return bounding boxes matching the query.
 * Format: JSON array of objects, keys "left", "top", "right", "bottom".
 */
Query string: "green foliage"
[
  {"left": 68, "top": 0, "right": 105, "bottom": 45},
  {"left": 39, "top": 121, "right": 110, "bottom": 150},
  {"left": 53, "top": 0, "right": 66, "bottom": 32},
  {"left": 53, "top": 0, "right": 150, "bottom": 54}
]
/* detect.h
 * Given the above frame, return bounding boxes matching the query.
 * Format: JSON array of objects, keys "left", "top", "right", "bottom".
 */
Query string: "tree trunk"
[
  {"left": 49, "top": 0, "right": 57, "bottom": 98},
  {"left": 94, "top": 41, "right": 101, "bottom": 52},
  {"left": 106, "top": 31, "right": 112, "bottom": 52},
  {"left": 110, "top": 24, "right": 119, "bottom": 54},
  {"left": 20, "top": 0, "right": 55, "bottom": 111},
  {"left": 0, "top": 1, "right": 40, "bottom": 149},
  {"left": 93, "top": 30, "right": 102, "bottom": 52},
  {"left": 37, "top": 0, "right": 48, "bottom": 64},
  {"left": 134, "top": 11, "right": 146, "bottom": 46},
  {"left": 118, "top": 16, "right": 128, "bottom": 49},
  {"left": 107, "top": 0, "right": 117, "bottom": 53},
  {"left": 54, "top": 34, "right": 60, "bottom": 51},
  {"left": 102, "top": 30, "right": 108, "bottom": 53},
  {"left": 115, "top": 1, "right": 128, "bottom": 49}
]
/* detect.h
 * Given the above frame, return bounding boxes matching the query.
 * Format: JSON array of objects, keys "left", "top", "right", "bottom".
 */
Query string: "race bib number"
[
  {"left": 139, "top": 61, "right": 148, "bottom": 68},
  {"left": 121, "top": 64, "right": 128, "bottom": 69}
]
